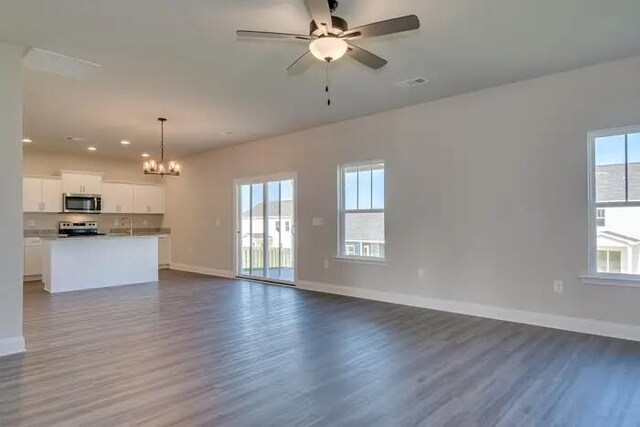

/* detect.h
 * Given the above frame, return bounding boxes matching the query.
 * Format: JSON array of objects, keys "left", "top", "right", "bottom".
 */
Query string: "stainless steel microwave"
[{"left": 63, "top": 193, "right": 102, "bottom": 213}]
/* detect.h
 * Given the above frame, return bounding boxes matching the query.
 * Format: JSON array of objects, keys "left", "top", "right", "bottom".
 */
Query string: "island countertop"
[{"left": 42, "top": 235, "right": 159, "bottom": 293}]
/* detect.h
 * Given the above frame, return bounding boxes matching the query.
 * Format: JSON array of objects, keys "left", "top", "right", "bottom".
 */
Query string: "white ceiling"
[{"left": 2, "top": 0, "right": 640, "bottom": 160}]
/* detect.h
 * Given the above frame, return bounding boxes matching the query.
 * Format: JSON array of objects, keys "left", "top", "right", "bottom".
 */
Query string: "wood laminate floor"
[{"left": 1, "top": 270, "right": 640, "bottom": 426}]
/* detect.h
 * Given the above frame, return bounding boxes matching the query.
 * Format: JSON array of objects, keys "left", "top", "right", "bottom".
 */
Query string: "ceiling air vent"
[{"left": 395, "top": 77, "right": 429, "bottom": 89}]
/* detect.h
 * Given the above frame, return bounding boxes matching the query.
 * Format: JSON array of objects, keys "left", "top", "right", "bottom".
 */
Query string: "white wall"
[
  {"left": 165, "top": 55, "right": 640, "bottom": 328},
  {"left": 0, "top": 42, "right": 26, "bottom": 356}
]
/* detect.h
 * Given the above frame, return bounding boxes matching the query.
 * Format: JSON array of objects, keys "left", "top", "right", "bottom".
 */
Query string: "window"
[
  {"left": 338, "top": 161, "right": 385, "bottom": 260},
  {"left": 596, "top": 208, "right": 606, "bottom": 227},
  {"left": 598, "top": 249, "right": 622, "bottom": 273},
  {"left": 588, "top": 128, "right": 640, "bottom": 277}
]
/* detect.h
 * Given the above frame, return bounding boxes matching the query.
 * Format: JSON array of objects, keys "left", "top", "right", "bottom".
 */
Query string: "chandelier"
[{"left": 143, "top": 118, "right": 180, "bottom": 176}]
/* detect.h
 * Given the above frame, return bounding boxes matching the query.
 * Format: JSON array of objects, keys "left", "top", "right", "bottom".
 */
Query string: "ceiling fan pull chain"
[{"left": 325, "top": 59, "right": 331, "bottom": 106}]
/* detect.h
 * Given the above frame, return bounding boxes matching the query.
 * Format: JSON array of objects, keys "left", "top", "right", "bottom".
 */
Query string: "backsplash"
[{"left": 24, "top": 213, "right": 164, "bottom": 233}]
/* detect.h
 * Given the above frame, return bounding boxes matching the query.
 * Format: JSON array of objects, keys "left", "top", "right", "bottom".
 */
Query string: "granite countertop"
[
  {"left": 41, "top": 234, "right": 167, "bottom": 241},
  {"left": 25, "top": 228, "right": 171, "bottom": 238}
]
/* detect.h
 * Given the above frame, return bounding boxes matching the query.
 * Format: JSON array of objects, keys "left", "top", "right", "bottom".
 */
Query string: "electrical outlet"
[
  {"left": 553, "top": 280, "right": 563, "bottom": 294},
  {"left": 216, "top": 218, "right": 221, "bottom": 226},
  {"left": 418, "top": 268, "right": 426, "bottom": 279},
  {"left": 28, "top": 219, "right": 36, "bottom": 227},
  {"left": 143, "top": 219, "right": 148, "bottom": 226},
  {"left": 324, "top": 260, "right": 330, "bottom": 269}
]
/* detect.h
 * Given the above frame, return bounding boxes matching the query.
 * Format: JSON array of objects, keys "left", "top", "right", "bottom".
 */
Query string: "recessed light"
[
  {"left": 121, "top": 140, "right": 131, "bottom": 145},
  {"left": 87, "top": 146, "right": 97, "bottom": 151},
  {"left": 66, "top": 136, "right": 87, "bottom": 142},
  {"left": 22, "top": 138, "right": 32, "bottom": 143},
  {"left": 141, "top": 153, "right": 150, "bottom": 158}
]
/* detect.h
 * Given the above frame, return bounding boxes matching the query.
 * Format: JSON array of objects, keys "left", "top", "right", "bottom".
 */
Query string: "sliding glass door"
[{"left": 236, "top": 174, "right": 295, "bottom": 284}]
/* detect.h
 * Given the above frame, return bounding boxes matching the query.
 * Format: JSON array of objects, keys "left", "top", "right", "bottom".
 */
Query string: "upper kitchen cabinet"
[
  {"left": 102, "top": 182, "right": 135, "bottom": 214},
  {"left": 61, "top": 171, "right": 103, "bottom": 195},
  {"left": 134, "top": 185, "right": 164, "bottom": 214},
  {"left": 23, "top": 177, "right": 63, "bottom": 213}
]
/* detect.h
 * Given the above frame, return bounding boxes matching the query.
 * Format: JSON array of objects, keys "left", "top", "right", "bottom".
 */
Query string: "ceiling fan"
[{"left": 236, "top": 0, "right": 420, "bottom": 74}]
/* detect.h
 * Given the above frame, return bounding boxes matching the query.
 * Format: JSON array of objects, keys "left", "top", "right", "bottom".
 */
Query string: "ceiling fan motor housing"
[{"left": 310, "top": 16, "right": 348, "bottom": 36}]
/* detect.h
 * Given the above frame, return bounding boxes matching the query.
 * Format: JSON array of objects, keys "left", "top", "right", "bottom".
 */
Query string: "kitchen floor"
[{"left": 1, "top": 270, "right": 640, "bottom": 426}]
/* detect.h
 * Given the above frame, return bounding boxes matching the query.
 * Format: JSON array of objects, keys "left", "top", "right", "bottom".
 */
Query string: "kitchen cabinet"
[
  {"left": 23, "top": 177, "right": 42, "bottom": 212},
  {"left": 23, "top": 177, "right": 62, "bottom": 212},
  {"left": 61, "top": 171, "right": 103, "bottom": 195},
  {"left": 158, "top": 236, "right": 171, "bottom": 268},
  {"left": 102, "top": 182, "right": 135, "bottom": 214},
  {"left": 134, "top": 185, "right": 164, "bottom": 214},
  {"left": 24, "top": 237, "right": 43, "bottom": 278}
]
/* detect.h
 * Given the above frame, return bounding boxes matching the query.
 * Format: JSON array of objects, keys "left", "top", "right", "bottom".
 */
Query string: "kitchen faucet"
[{"left": 121, "top": 217, "right": 133, "bottom": 236}]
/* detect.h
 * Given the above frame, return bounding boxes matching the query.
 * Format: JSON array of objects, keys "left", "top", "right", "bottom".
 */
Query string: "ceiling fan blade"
[
  {"left": 287, "top": 51, "right": 315, "bottom": 75},
  {"left": 236, "top": 30, "right": 310, "bottom": 41},
  {"left": 304, "top": 0, "right": 333, "bottom": 33},
  {"left": 346, "top": 44, "right": 387, "bottom": 70},
  {"left": 342, "top": 15, "right": 420, "bottom": 39}
]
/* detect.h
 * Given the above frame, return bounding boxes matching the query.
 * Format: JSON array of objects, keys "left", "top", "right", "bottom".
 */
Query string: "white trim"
[
  {"left": 232, "top": 172, "right": 298, "bottom": 284},
  {"left": 337, "top": 160, "right": 386, "bottom": 259},
  {"left": 169, "top": 263, "right": 235, "bottom": 279},
  {"left": 0, "top": 336, "right": 26, "bottom": 357},
  {"left": 587, "top": 130, "right": 598, "bottom": 277},
  {"left": 234, "top": 171, "right": 298, "bottom": 185},
  {"left": 587, "top": 125, "right": 640, "bottom": 278},
  {"left": 333, "top": 256, "right": 387, "bottom": 265},
  {"left": 59, "top": 169, "right": 105, "bottom": 176},
  {"left": 580, "top": 274, "right": 640, "bottom": 288},
  {"left": 23, "top": 174, "right": 61, "bottom": 180},
  {"left": 103, "top": 179, "right": 163, "bottom": 187},
  {"left": 588, "top": 124, "right": 640, "bottom": 139},
  {"left": 297, "top": 280, "right": 640, "bottom": 342}
]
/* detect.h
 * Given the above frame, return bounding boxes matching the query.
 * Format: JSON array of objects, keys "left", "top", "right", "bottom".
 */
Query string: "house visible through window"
[
  {"left": 596, "top": 208, "right": 606, "bottom": 227},
  {"left": 590, "top": 129, "right": 640, "bottom": 275},
  {"left": 339, "top": 161, "right": 385, "bottom": 259},
  {"left": 598, "top": 249, "right": 622, "bottom": 273}
]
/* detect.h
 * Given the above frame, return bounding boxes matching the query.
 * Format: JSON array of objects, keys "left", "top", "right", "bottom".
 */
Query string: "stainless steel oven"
[{"left": 63, "top": 194, "right": 102, "bottom": 213}]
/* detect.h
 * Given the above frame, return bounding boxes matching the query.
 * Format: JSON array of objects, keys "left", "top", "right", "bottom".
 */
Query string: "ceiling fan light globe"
[{"left": 309, "top": 37, "right": 348, "bottom": 62}]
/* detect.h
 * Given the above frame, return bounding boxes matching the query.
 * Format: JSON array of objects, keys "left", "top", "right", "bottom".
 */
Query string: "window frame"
[
  {"left": 337, "top": 160, "right": 386, "bottom": 263},
  {"left": 584, "top": 125, "right": 640, "bottom": 285}
]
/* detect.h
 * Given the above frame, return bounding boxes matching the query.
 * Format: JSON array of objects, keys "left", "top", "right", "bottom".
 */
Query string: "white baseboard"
[
  {"left": 169, "top": 263, "right": 235, "bottom": 279},
  {"left": 0, "top": 336, "right": 25, "bottom": 357},
  {"left": 297, "top": 280, "right": 640, "bottom": 342}
]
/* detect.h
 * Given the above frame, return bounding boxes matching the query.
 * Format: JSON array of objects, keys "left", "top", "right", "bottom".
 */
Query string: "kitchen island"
[{"left": 42, "top": 235, "right": 159, "bottom": 293}]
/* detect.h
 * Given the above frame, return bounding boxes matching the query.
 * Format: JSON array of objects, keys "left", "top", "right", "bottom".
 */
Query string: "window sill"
[
  {"left": 333, "top": 256, "right": 388, "bottom": 266},
  {"left": 580, "top": 274, "right": 640, "bottom": 288}
]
